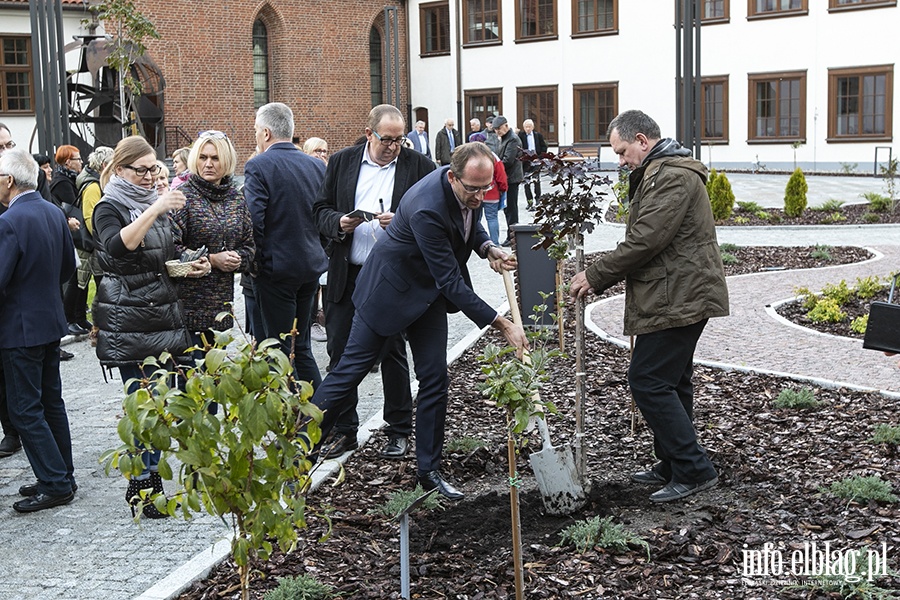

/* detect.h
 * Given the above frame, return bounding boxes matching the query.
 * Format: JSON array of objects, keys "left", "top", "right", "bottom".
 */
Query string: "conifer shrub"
[
  {"left": 707, "top": 169, "right": 735, "bottom": 221},
  {"left": 784, "top": 168, "right": 808, "bottom": 217}
]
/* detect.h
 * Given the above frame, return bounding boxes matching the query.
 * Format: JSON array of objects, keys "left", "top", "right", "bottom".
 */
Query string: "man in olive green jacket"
[{"left": 570, "top": 109, "right": 729, "bottom": 504}]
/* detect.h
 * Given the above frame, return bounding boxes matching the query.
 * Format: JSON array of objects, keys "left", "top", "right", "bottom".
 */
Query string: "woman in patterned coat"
[{"left": 171, "top": 131, "right": 254, "bottom": 348}]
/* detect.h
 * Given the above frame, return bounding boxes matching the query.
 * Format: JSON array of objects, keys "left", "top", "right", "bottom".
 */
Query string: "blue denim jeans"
[
  {"left": 482, "top": 201, "right": 500, "bottom": 245},
  {"left": 2, "top": 342, "right": 75, "bottom": 496}
]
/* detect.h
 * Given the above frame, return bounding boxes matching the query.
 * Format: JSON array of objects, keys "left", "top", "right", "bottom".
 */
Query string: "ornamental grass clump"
[
  {"left": 870, "top": 424, "right": 900, "bottom": 445},
  {"left": 560, "top": 516, "right": 650, "bottom": 560},
  {"left": 822, "top": 475, "right": 898, "bottom": 504},
  {"left": 774, "top": 387, "right": 820, "bottom": 409},
  {"left": 370, "top": 485, "right": 443, "bottom": 519},
  {"left": 263, "top": 575, "right": 336, "bottom": 600},
  {"left": 784, "top": 168, "right": 808, "bottom": 217}
]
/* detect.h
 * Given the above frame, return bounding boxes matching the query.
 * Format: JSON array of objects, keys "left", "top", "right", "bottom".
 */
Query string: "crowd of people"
[{"left": 0, "top": 106, "right": 734, "bottom": 517}]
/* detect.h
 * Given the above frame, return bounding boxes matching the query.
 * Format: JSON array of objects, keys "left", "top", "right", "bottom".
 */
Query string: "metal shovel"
[{"left": 502, "top": 270, "right": 587, "bottom": 515}]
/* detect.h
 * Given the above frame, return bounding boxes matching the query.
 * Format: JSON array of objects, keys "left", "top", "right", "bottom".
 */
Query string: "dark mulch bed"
[
  {"left": 178, "top": 245, "right": 900, "bottom": 600},
  {"left": 606, "top": 202, "right": 900, "bottom": 226}
]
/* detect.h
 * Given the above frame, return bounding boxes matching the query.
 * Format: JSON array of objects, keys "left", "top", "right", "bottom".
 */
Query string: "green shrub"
[
  {"left": 840, "top": 162, "right": 858, "bottom": 174},
  {"left": 733, "top": 216, "right": 750, "bottom": 224},
  {"left": 807, "top": 298, "right": 847, "bottom": 323},
  {"left": 559, "top": 516, "right": 650, "bottom": 559},
  {"left": 737, "top": 200, "right": 763, "bottom": 213},
  {"left": 719, "top": 242, "right": 739, "bottom": 253},
  {"left": 811, "top": 244, "right": 833, "bottom": 261},
  {"left": 370, "top": 485, "right": 443, "bottom": 519},
  {"left": 854, "top": 276, "right": 885, "bottom": 300},
  {"left": 822, "top": 211, "right": 846, "bottom": 224},
  {"left": 784, "top": 168, "right": 808, "bottom": 217},
  {"left": 850, "top": 314, "right": 869, "bottom": 334},
  {"left": 773, "top": 387, "right": 819, "bottom": 409},
  {"left": 811, "top": 198, "right": 845, "bottom": 212},
  {"left": 705, "top": 168, "right": 718, "bottom": 197},
  {"left": 822, "top": 475, "right": 898, "bottom": 503},
  {"left": 870, "top": 423, "right": 900, "bottom": 445},
  {"left": 863, "top": 211, "right": 881, "bottom": 223},
  {"left": 766, "top": 212, "right": 782, "bottom": 224},
  {"left": 263, "top": 574, "right": 336, "bottom": 600},
  {"left": 863, "top": 191, "right": 892, "bottom": 212},
  {"left": 755, "top": 210, "right": 771, "bottom": 220},
  {"left": 707, "top": 170, "right": 735, "bottom": 221},
  {"left": 794, "top": 286, "right": 819, "bottom": 311},
  {"left": 822, "top": 280, "right": 853, "bottom": 305}
]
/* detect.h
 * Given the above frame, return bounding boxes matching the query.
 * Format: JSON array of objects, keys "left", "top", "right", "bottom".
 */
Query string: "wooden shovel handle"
[{"left": 502, "top": 269, "right": 523, "bottom": 327}]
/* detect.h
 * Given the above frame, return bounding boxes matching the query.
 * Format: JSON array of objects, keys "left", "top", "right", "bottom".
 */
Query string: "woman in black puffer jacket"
[{"left": 92, "top": 136, "right": 210, "bottom": 518}]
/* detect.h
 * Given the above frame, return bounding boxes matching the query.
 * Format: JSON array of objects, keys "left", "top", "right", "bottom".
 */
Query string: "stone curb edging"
[{"left": 136, "top": 300, "right": 510, "bottom": 600}]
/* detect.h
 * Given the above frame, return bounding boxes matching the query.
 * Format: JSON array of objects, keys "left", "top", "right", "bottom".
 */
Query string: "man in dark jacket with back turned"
[
  {"left": 245, "top": 102, "right": 327, "bottom": 388},
  {"left": 493, "top": 116, "right": 523, "bottom": 246},
  {"left": 569, "top": 110, "right": 729, "bottom": 504}
]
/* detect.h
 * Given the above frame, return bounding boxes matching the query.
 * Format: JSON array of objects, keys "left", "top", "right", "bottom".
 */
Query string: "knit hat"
[{"left": 470, "top": 133, "right": 486, "bottom": 143}]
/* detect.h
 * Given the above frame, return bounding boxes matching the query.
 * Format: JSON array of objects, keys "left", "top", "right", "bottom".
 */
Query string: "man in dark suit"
[
  {"left": 0, "top": 148, "right": 77, "bottom": 512},
  {"left": 434, "top": 118, "right": 461, "bottom": 166},
  {"left": 310, "top": 142, "right": 527, "bottom": 500},
  {"left": 314, "top": 104, "right": 435, "bottom": 459},
  {"left": 245, "top": 102, "right": 327, "bottom": 388},
  {"left": 407, "top": 120, "right": 431, "bottom": 159},
  {"left": 0, "top": 122, "right": 57, "bottom": 460},
  {"left": 518, "top": 119, "right": 548, "bottom": 209}
]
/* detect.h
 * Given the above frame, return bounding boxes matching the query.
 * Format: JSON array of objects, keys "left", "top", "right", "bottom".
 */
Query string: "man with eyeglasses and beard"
[
  {"left": 309, "top": 142, "right": 527, "bottom": 501},
  {"left": 313, "top": 104, "right": 434, "bottom": 461}
]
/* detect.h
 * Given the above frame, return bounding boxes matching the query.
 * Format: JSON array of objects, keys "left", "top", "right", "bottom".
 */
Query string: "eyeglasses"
[
  {"left": 0, "top": 141, "right": 15, "bottom": 150},
  {"left": 456, "top": 178, "right": 494, "bottom": 194},
  {"left": 122, "top": 164, "right": 162, "bottom": 177},
  {"left": 69, "top": 157, "right": 83, "bottom": 162},
  {"left": 199, "top": 130, "right": 228, "bottom": 139},
  {"left": 371, "top": 131, "right": 407, "bottom": 148},
  {"left": 314, "top": 148, "right": 328, "bottom": 155}
]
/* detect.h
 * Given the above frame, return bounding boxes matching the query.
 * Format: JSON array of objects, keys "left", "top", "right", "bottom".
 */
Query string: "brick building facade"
[{"left": 125, "top": 0, "right": 410, "bottom": 171}]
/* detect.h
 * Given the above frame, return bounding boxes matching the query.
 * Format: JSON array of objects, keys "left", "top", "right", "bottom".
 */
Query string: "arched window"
[
  {"left": 253, "top": 20, "right": 269, "bottom": 108},
  {"left": 369, "top": 27, "right": 383, "bottom": 107}
]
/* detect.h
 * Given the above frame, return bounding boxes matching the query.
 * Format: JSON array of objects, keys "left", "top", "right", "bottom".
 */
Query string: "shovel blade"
[{"left": 529, "top": 442, "right": 587, "bottom": 516}]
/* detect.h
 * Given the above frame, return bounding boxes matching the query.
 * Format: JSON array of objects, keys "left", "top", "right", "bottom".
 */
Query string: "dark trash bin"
[{"left": 510, "top": 223, "right": 557, "bottom": 328}]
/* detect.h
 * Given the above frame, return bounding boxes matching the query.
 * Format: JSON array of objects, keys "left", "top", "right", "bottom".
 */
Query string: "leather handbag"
[{"left": 863, "top": 274, "right": 900, "bottom": 353}]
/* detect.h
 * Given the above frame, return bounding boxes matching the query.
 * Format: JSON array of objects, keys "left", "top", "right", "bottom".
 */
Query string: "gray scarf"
[
  {"left": 103, "top": 174, "right": 157, "bottom": 222},
  {"left": 641, "top": 138, "right": 692, "bottom": 166}
]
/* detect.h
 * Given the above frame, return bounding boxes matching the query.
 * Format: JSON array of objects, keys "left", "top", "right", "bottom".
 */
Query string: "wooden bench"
[{"left": 557, "top": 144, "right": 605, "bottom": 171}]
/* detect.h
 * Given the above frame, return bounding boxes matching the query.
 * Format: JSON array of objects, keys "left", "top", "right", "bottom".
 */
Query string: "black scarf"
[{"left": 641, "top": 138, "right": 692, "bottom": 166}]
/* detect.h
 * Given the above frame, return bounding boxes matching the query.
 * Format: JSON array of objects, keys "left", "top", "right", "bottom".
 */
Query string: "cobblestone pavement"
[{"left": 0, "top": 173, "right": 894, "bottom": 599}]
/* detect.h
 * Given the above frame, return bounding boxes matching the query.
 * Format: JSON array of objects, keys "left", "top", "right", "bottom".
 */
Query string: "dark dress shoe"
[
  {"left": 76, "top": 319, "right": 93, "bottom": 331},
  {"left": 322, "top": 433, "right": 359, "bottom": 459},
  {"left": 59, "top": 348, "right": 74, "bottom": 361},
  {"left": 418, "top": 470, "right": 464, "bottom": 500},
  {"left": 379, "top": 435, "right": 409, "bottom": 459},
  {"left": 19, "top": 481, "right": 78, "bottom": 497},
  {"left": 13, "top": 491, "right": 75, "bottom": 513},
  {"left": 0, "top": 434, "right": 22, "bottom": 457},
  {"left": 67, "top": 323, "right": 90, "bottom": 336}
]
